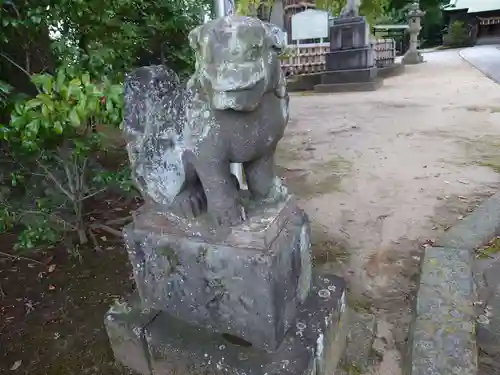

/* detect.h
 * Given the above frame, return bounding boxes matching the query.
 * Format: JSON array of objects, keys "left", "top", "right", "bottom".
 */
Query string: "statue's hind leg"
[
  {"left": 244, "top": 151, "right": 276, "bottom": 199},
  {"left": 170, "top": 182, "right": 206, "bottom": 219},
  {"left": 192, "top": 158, "right": 244, "bottom": 227}
]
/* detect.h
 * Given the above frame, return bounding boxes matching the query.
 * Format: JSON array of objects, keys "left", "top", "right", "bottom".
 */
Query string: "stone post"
[
  {"left": 215, "top": 0, "right": 235, "bottom": 17},
  {"left": 402, "top": 1, "right": 426, "bottom": 65}
]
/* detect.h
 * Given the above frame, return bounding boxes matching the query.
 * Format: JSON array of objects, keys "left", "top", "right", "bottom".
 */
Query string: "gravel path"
[{"left": 278, "top": 49, "right": 500, "bottom": 374}]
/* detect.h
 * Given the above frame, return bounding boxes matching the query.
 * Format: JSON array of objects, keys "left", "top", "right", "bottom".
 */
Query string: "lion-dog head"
[{"left": 188, "top": 16, "right": 286, "bottom": 112}]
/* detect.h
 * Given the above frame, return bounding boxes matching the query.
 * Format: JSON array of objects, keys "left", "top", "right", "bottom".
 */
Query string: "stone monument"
[
  {"left": 315, "top": 0, "right": 382, "bottom": 93},
  {"left": 402, "top": 2, "right": 425, "bottom": 65},
  {"left": 104, "top": 15, "right": 348, "bottom": 375}
]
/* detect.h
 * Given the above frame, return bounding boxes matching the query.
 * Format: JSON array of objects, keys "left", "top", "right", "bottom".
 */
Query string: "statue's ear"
[
  {"left": 264, "top": 23, "right": 286, "bottom": 52},
  {"left": 188, "top": 24, "right": 204, "bottom": 53}
]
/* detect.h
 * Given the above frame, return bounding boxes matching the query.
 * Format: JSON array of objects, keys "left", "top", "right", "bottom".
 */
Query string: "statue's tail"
[{"left": 123, "top": 66, "right": 186, "bottom": 205}]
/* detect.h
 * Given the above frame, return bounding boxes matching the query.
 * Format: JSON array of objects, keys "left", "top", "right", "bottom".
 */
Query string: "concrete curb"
[{"left": 406, "top": 192, "right": 500, "bottom": 375}]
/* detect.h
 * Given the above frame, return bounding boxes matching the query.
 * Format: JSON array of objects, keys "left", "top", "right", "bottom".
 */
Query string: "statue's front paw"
[
  {"left": 212, "top": 203, "right": 245, "bottom": 227},
  {"left": 171, "top": 185, "right": 207, "bottom": 219}
]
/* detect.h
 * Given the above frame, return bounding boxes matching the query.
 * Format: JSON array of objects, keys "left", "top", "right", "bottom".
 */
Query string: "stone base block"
[
  {"left": 402, "top": 51, "right": 424, "bottom": 65},
  {"left": 105, "top": 295, "right": 159, "bottom": 375},
  {"left": 377, "top": 63, "right": 405, "bottom": 79},
  {"left": 105, "top": 273, "right": 348, "bottom": 375},
  {"left": 314, "top": 79, "right": 383, "bottom": 93},
  {"left": 325, "top": 48, "right": 375, "bottom": 71},
  {"left": 321, "top": 68, "right": 378, "bottom": 84},
  {"left": 287, "top": 73, "right": 322, "bottom": 92},
  {"left": 330, "top": 16, "right": 370, "bottom": 50},
  {"left": 125, "top": 195, "right": 311, "bottom": 352}
]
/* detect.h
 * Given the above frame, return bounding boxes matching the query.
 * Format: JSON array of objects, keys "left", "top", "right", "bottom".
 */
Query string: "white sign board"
[{"left": 291, "top": 9, "right": 329, "bottom": 41}]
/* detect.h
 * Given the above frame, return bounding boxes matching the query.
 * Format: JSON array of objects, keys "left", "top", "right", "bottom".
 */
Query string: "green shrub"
[
  {"left": 0, "top": 67, "right": 134, "bottom": 251},
  {"left": 445, "top": 20, "right": 472, "bottom": 47}
]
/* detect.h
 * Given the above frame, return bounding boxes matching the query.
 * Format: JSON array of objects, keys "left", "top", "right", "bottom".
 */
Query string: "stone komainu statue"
[
  {"left": 123, "top": 16, "right": 288, "bottom": 227},
  {"left": 340, "top": 0, "right": 361, "bottom": 18}
]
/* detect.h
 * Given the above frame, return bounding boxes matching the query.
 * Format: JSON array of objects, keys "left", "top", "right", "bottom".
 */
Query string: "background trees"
[
  {"left": 0, "top": 0, "right": 210, "bottom": 250},
  {"left": 0, "top": 0, "right": 446, "bottom": 252}
]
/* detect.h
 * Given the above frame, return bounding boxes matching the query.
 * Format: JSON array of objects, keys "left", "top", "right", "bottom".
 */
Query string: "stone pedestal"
[
  {"left": 125, "top": 196, "right": 311, "bottom": 352},
  {"left": 329, "top": 17, "right": 369, "bottom": 51},
  {"left": 105, "top": 195, "right": 349, "bottom": 375},
  {"left": 105, "top": 274, "right": 348, "bottom": 375},
  {"left": 316, "top": 16, "right": 382, "bottom": 93}
]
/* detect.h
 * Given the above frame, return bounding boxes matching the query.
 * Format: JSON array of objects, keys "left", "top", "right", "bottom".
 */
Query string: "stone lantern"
[{"left": 402, "top": 1, "right": 426, "bottom": 65}]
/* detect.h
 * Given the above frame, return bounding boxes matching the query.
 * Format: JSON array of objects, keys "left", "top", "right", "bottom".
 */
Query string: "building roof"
[{"left": 442, "top": 0, "right": 500, "bottom": 13}]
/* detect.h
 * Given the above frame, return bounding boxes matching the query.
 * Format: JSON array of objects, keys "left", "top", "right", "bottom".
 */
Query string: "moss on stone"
[
  {"left": 347, "top": 295, "right": 372, "bottom": 314},
  {"left": 159, "top": 245, "right": 180, "bottom": 272},
  {"left": 342, "top": 362, "right": 363, "bottom": 375},
  {"left": 476, "top": 237, "right": 500, "bottom": 259}
]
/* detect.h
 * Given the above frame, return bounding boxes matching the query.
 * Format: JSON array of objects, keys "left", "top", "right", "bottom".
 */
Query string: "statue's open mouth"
[
  {"left": 219, "top": 77, "right": 265, "bottom": 93},
  {"left": 210, "top": 77, "right": 267, "bottom": 112}
]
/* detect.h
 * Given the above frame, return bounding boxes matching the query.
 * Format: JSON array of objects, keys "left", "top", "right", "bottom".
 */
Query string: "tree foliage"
[
  {"left": 382, "top": 0, "right": 447, "bottom": 47},
  {"left": 0, "top": 0, "right": 449, "bottom": 252},
  {"left": 0, "top": 0, "right": 211, "bottom": 252},
  {"left": 315, "top": 0, "right": 390, "bottom": 24}
]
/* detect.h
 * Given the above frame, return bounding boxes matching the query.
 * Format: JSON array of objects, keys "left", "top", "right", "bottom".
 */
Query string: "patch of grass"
[
  {"left": 275, "top": 147, "right": 306, "bottom": 163},
  {"left": 477, "top": 160, "right": 500, "bottom": 174},
  {"left": 476, "top": 237, "right": 500, "bottom": 259},
  {"left": 312, "top": 239, "right": 349, "bottom": 265},
  {"left": 318, "top": 155, "right": 352, "bottom": 171},
  {"left": 309, "top": 174, "right": 344, "bottom": 196},
  {"left": 298, "top": 91, "right": 316, "bottom": 96},
  {"left": 277, "top": 155, "right": 351, "bottom": 199},
  {"left": 342, "top": 362, "right": 363, "bottom": 375},
  {"left": 347, "top": 294, "right": 372, "bottom": 313},
  {"left": 460, "top": 136, "right": 500, "bottom": 174},
  {"left": 463, "top": 105, "right": 500, "bottom": 113}
]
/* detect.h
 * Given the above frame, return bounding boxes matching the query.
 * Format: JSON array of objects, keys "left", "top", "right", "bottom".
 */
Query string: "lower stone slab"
[
  {"left": 314, "top": 79, "right": 383, "bottom": 93},
  {"left": 402, "top": 51, "right": 424, "bottom": 65},
  {"left": 377, "top": 63, "right": 405, "bottom": 79},
  {"left": 105, "top": 296, "right": 159, "bottom": 375},
  {"left": 325, "top": 48, "right": 375, "bottom": 71},
  {"left": 320, "top": 68, "right": 378, "bottom": 85},
  {"left": 287, "top": 73, "right": 322, "bottom": 92},
  {"left": 105, "top": 273, "right": 348, "bottom": 375}
]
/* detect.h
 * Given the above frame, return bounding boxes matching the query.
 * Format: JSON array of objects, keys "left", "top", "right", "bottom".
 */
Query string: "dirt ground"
[
  {"left": 2, "top": 50, "right": 500, "bottom": 374},
  {"left": 277, "top": 50, "right": 500, "bottom": 374},
  {"left": 0, "top": 196, "right": 139, "bottom": 375}
]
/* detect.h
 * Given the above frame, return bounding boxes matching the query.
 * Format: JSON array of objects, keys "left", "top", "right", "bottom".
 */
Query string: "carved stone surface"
[
  {"left": 105, "top": 274, "right": 348, "bottom": 375},
  {"left": 330, "top": 17, "right": 370, "bottom": 51},
  {"left": 125, "top": 196, "right": 311, "bottom": 352},
  {"left": 123, "top": 16, "right": 289, "bottom": 228},
  {"left": 326, "top": 48, "right": 374, "bottom": 71},
  {"left": 105, "top": 295, "right": 159, "bottom": 375}
]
